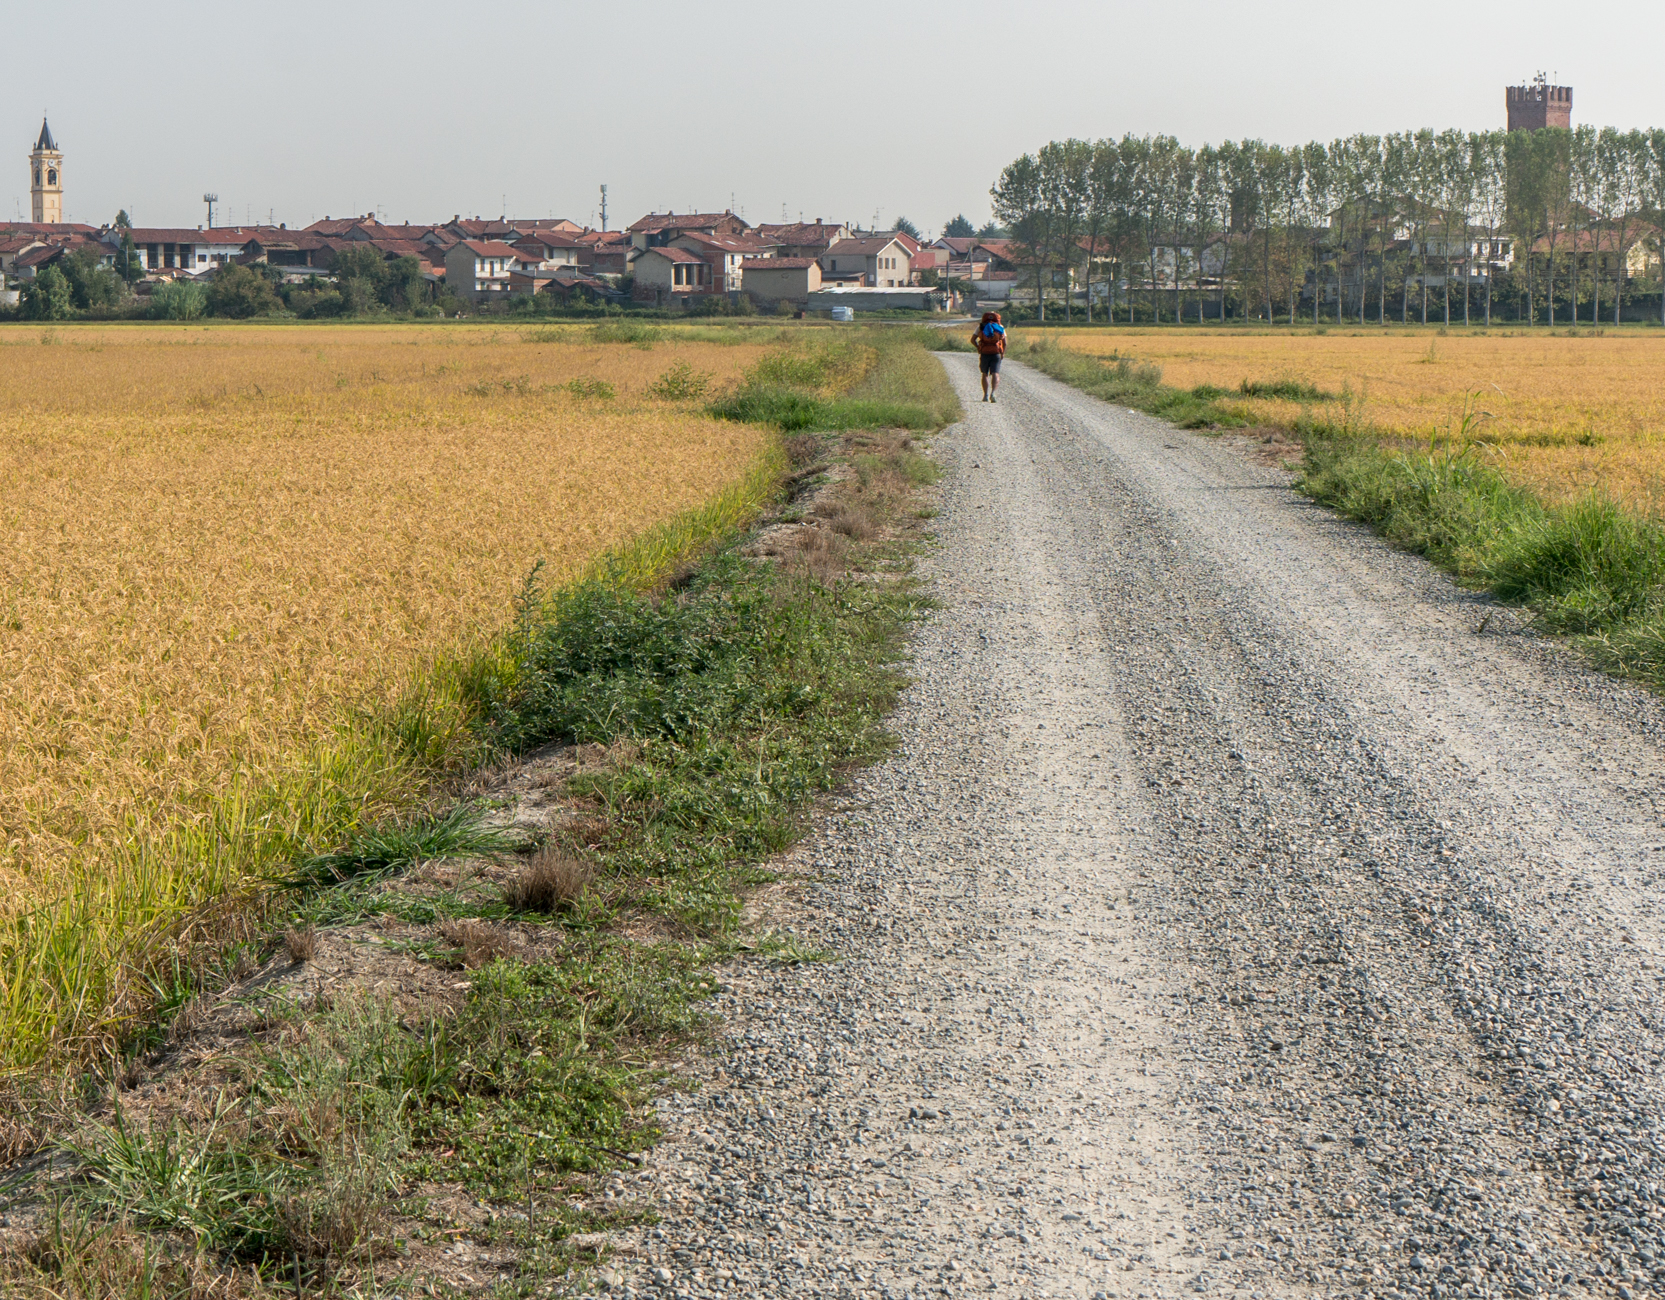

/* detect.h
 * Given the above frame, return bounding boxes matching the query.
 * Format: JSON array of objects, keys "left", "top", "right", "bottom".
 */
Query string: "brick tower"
[{"left": 1506, "top": 78, "right": 1572, "bottom": 132}]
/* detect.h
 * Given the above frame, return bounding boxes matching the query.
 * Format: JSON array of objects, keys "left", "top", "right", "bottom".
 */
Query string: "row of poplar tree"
[{"left": 988, "top": 128, "right": 1665, "bottom": 326}]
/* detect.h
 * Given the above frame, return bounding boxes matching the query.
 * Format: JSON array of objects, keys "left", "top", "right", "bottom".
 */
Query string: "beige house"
[
  {"left": 820, "top": 236, "right": 914, "bottom": 287},
  {"left": 632, "top": 246, "right": 713, "bottom": 304},
  {"left": 445, "top": 240, "right": 519, "bottom": 299},
  {"left": 740, "top": 257, "right": 821, "bottom": 305}
]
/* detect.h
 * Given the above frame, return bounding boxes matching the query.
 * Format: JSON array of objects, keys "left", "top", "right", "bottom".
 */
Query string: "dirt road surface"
[{"left": 602, "top": 356, "right": 1665, "bottom": 1300}]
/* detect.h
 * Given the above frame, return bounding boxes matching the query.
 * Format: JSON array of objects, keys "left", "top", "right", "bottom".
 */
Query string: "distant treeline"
[{"left": 989, "top": 129, "right": 1665, "bottom": 326}]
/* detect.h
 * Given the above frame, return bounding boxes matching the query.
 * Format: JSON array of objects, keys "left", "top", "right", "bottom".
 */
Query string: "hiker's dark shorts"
[{"left": 979, "top": 352, "right": 1002, "bottom": 375}]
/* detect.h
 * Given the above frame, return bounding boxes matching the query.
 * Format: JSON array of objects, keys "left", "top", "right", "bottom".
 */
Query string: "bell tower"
[{"left": 30, "top": 117, "right": 62, "bottom": 225}]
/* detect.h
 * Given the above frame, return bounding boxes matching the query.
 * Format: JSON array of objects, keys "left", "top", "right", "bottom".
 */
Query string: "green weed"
[{"left": 1238, "top": 377, "right": 1337, "bottom": 402}]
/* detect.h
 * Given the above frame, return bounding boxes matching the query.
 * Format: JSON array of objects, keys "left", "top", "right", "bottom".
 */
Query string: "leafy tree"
[
  {"left": 20, "top": 264, "right": 71, "bottom": 320},
  {"left": 150, "top": 279, "right": 207, "bottom": 320},
  {"left": 207, "top": 262, "right": 281, "bottom": 318},
  {"left": 61, "top": 247, "right": 122, "bottom": 310},
  {"left": 943, "top": 214, "right": 976, "bottom": 238},
  {"left": 976, "top": 220, "right": 1007, "bottom": 239},
  {"left": 1038, "top": 139, "right": 1092, "bottom": 321},
  {"left": 893, "top": 215, "right": 921, "bottom": 240},
  {"left": 332, "top": 243, "right": 389, "bottom": 314},
  {"left": 1469, "top": 131, "right": 1509, "bottom": 326},
  {"left": 990, "top": 153, "right": 1050, "bottom": 319},
  {"left": 110, "top": 210, "right": 143, "bottom": 282},
  {"left": 382, "top": 255, "right": 427, "bottom": 311}
]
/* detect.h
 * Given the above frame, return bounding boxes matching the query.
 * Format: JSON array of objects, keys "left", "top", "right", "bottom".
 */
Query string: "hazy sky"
[{"left": 4, "top": 0, "right": 1656, "bottom": 235}]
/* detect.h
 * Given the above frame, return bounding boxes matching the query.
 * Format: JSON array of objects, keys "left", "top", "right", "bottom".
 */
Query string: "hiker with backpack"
[{"left": 973, "top": 311, "right": 1006, "bottom": 402}]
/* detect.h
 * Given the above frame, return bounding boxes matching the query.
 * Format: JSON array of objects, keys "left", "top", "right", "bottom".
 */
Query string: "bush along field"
[
  {"left": 0, "top": 327, "right": 958, "bottom": 1299},
  {"left": 998, "top": 331, "right": 1665, "bottom": 696}
]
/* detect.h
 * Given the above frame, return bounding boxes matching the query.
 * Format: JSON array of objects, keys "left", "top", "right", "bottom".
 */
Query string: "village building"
[
  {"left": 752, "top": 221, "right": 851, "bottom": 260},
  {"left": 740, "top": 257, "right": 820, "bottom": 305},
  {"left": 820, "top": 236, "right": 915, "bottom": 287},
  {"left": 626, "top": 211, "right": 751, "bottom": 250},
  {"left": 123, "top": 227, "right": 251, "bottom": 273},
  {"left": 574, "top": 230, "right": 633, "bottom": 277},
  {"left": 444, "top": 239, "right": 519, "bottom": 299},
  {"left": 509, "top": 230, "right": 585, "bottom": 269},
  {"left": 668, "top": 231, "right": 776, "bottom": 292},
  {"left": 507, "top": 266, "right": 616, "bottom": 303},
  {"left": 632, "top": 246, "right": 713, "bottom": 304}
]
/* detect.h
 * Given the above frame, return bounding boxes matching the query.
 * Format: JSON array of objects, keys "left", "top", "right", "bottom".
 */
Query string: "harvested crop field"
[
  {"left": 0, "top": 322, "right": 779, "bottom": 1066},
  {"left": 1046, "top": 329, "right": 1665, "bottom": 510}
]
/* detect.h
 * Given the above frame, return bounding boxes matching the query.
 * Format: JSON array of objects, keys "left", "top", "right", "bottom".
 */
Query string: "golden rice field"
[
  {"left": 0, "top": 322, "right": 780, "bottom": 1066},
  {"left": 1048, "top": 330, "right": 1665, "bottom": 512}
]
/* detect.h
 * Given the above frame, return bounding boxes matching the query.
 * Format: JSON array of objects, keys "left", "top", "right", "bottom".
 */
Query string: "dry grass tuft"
[
  {"left": 784, "top": 432, "right": 823, "bottom": 465},
  {"left": 814, "top": 500, "right": 879, "bottom": 540},
  {"left": 284, "top": 925, "right": 318, "bottom": 965},
  {"left": 503, "top": 849, "right": 595, "bottom": 914},
  {"left": 791, "top": 525, "right": 851, "bottom": 584},
  {"left": 438, "top": 919, "right": 521, "bottom": 967}
]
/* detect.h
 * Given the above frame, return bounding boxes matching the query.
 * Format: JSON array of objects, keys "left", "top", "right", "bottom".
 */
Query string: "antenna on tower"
[
  {"left": 599, "top": 184, "right": 608, "bottom": 232},
  {"left": 203, "top": 193, "right": 218, "bottom": 228}
]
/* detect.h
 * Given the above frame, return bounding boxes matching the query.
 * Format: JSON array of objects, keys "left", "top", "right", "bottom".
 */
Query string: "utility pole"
[
  {"left": 203, "top": 193, "right": 218, "bottom": 228},
  {"left": 599, "top": 184, "right": 608, "bottom": 232}
]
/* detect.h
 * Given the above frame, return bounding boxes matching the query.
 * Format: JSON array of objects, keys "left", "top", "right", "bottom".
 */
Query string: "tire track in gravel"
[{"left": 600, "top": 356, "right": 1665, "bottom": 1300}]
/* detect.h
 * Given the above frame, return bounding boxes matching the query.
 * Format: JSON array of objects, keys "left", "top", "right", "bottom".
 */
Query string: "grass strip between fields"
[
  {"left": 998, "top": 332, "right": 1665, "bottom": 694},
  {"left": 0, "top": 326, "right": 957, "bottom": 1298}
]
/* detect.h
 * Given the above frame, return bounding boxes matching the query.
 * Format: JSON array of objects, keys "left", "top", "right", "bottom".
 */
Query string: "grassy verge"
[
  {"left": 978, "top": 331, "right": 1665, "bottom": 694},
  {"left": 0, "top": 327, "right": 958, "bottom": 1297},
  {"left": 1300, "top": 437, "right": 1665, "bottom": 686}
]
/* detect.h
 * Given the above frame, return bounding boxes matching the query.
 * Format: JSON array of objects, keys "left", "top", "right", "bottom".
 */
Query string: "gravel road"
[{"left": 600, "top": 355, "right": 1665, "bottom": 1300}]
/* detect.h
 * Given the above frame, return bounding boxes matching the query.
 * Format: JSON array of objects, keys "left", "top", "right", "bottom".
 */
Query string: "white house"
[
  {"left": 118, "top": 227, "right": 251, "bottom": 274},
  {"left": 444, "top": 240, "right": 519, "bottom": 299},
  {"left": 820, "top": 236, "right": 913, "bottom": 287}
]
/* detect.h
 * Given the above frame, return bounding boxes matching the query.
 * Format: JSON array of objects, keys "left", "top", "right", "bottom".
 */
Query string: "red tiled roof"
[
  {"left": 0, "top": 222, "right": 99, "bottom": 237},
  {"left": 514, "top": 231, "right": 585, "bottom": 250},
  {"left": 366, "top": 239, "right": 438, "bottom": 260},
  {"left": 743, "top": 257, "right": 817, "bottom": 269},
  {"left": 244, "top": 231, "right": 337, "bottom": 251},
  {"left": 128, "top": 227, "right": 250, "bottom": 245},
  {"left": 824, "top": 237, "right": 905, "bottom": 257},
  {"left": 627, "top": 211, "right": 747, "bottom": 233},
  {"left": 447, "top": 219, "right": 518, "bottom": 238},
  {"left": 458, "top": 240, "right": 520, "bottom": 258},
  {"left": 15, "top": 245, "right": 66, "bottom": 268},
  {"left": 305, "top": 217, "right": 374, "bottom": 235},
  {"left": 754, "top": 222, "right": 843, "bottom": 239},
  {"left": 673, "top": 231, "right": 776, "bottom": 254},
  {"left": 638, "top": 246, "right": 706, "bottom": 264}
]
